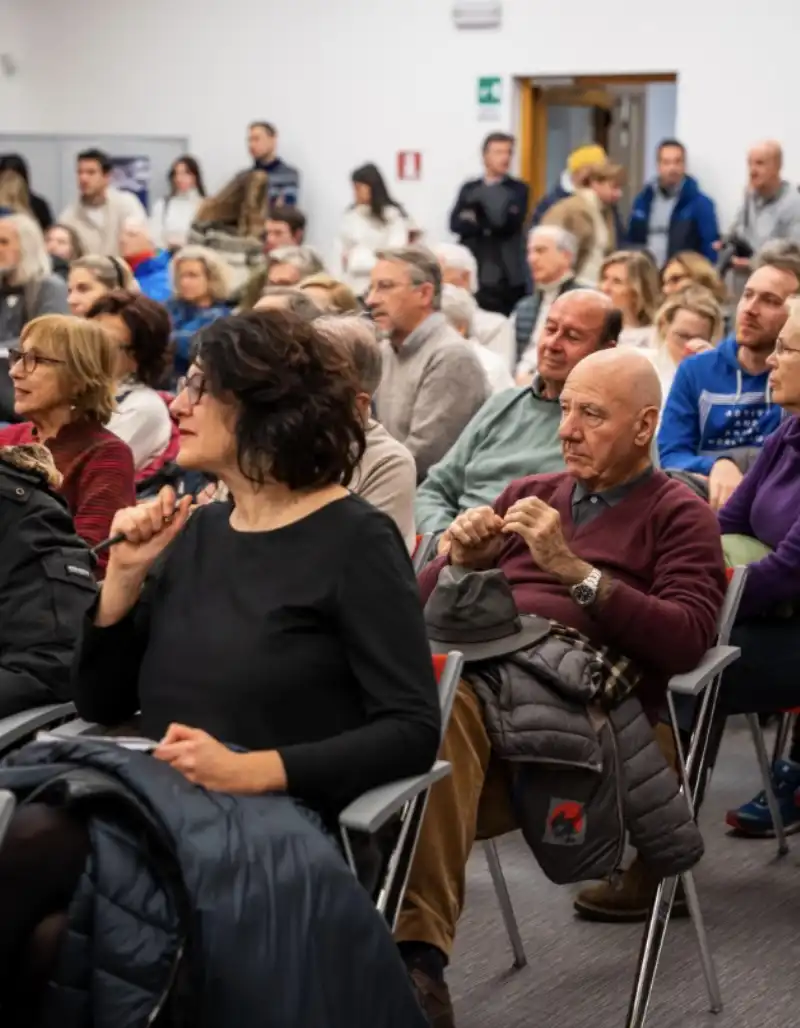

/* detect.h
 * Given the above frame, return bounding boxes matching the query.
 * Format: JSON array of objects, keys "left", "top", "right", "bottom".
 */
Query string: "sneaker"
[
  {"left": 725, "top": 759, "right": 800, "bottom": 838},
  {"left": 574, "top": 857, "right": 689, "bottom": 923},
  {"left": 409, "top": 968, "right": 455, "bottom": 1028}
]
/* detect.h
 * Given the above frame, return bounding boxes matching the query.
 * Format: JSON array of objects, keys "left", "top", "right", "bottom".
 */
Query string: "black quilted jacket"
[{"left": 0, "top": 739, "right": 427, "bottom": 1028}]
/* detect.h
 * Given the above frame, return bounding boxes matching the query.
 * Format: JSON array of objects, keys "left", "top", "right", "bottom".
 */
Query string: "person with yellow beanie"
[{"left": 524, "top": 143, "right": 627, "bottom": 291}]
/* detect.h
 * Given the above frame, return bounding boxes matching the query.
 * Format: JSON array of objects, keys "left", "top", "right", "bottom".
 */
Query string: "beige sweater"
[
  {"left": 374, "top": 313, "right": 489, "bottom": 482},
  {"left": 352, "top": 419, "right": 416, "bottom": 551},
  {"left": 59, "top": 187, "right": 147, "bottom": 256}
]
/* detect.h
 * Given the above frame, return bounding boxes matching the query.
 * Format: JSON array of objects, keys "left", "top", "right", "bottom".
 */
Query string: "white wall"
[
  {"left": 0, "top": 0, "right": 46, "bottom": 129},
  {"left": 7, "top": 0, "right": 800, "bottom": 265}
]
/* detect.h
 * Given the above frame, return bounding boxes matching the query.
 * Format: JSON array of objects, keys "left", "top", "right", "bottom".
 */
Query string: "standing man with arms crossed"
[{"left": 450, "top": 134, "right": 529, "bottom": 316}]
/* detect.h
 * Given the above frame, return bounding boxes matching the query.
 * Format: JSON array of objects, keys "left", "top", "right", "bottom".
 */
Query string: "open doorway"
[{"left": 516, "top": 73, "right": 678, "bottom": 216}]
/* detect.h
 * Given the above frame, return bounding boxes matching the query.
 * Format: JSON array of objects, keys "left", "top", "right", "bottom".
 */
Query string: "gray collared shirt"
[{"left": 571, "top": 466, "right": 654, "bottom": 528}]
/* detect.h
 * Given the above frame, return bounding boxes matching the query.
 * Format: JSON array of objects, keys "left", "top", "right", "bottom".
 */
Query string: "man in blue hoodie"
[
  {"left": 628, "top": 140, "right": 719, "bottom": 266},
  {"left": 658, "top": 249, "right": 800, "bottom": 508}
]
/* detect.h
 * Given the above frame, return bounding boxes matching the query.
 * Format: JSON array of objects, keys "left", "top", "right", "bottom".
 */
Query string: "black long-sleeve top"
[{"left": 74, "top": 496, "right": 441, "bottom": 815}]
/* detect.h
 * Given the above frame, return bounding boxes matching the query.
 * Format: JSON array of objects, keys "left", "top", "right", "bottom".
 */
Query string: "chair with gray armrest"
[
  {"left": 49, "top": 655, "right": 464, "bottom": 930},
  {"left": 0, "top": 703, "right": 77, "bottom": 757},
  {"left": 625, "top": 564, "right": 747, "bottom": 1028},
  {"left": 339, "top": 649, "right": 462, "bottom": 929},
  {"left": 479, "top": 568, "right": 748, "bottom": 998}
]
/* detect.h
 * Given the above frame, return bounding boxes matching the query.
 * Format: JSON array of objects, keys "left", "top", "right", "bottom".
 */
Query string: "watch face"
[{"left": 573, "top": 583, "right": 594, "bottom": 606}]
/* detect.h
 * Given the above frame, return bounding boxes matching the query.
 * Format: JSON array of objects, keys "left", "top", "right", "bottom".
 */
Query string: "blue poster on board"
[{"left": 110, "top": 155, "right": 151, "bottom": 212}]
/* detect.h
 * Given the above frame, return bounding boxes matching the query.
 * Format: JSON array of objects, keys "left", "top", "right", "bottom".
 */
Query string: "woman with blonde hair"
[
  {"left": 187, "top": 170, "right": 269, "bottom": 292},
  {"left": 0, "top": 169, "right": 32, "bottom": 214},
  {"left": 0, "top": 314, "right": 136, "bottom": 569},
  {"left": 299, "top": 273, "right": 359, "bottom": 314},
  {"left": 67, "top": 254, "right": 137, "bottom": 317},
  {"left": 0, "top": 212, "right": 70, "bottom": 419},
  {"left": 167, "top": 245, "right": 233, "bottom": 376},
  {"left": 599, "top": 249, "right": 662, "bottom": 348},
  {"left": 647, "top": 285, "right": 723, "bottom": 400},
  {"left": 661, "top": 250, "right": 727, "bottom": 303},
  {"left": 44, "top": 223, "right": 85, "bottom": 279}
]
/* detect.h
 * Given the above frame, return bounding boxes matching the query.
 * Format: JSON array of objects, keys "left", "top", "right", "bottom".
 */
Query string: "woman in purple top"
[{"left": 720, "top": 302, "right": 800, "bottom": 836}]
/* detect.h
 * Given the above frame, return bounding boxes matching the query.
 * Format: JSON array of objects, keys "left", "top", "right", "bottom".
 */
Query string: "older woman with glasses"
[
  {"left": 712, "top": 300, "right": 800, "bottom": 837},
  {"left": 0, "top": 314, "right": 135, "bottom": 569},
  {"left": 0, "top": 310, "right": 439, "bottom": 1023}
]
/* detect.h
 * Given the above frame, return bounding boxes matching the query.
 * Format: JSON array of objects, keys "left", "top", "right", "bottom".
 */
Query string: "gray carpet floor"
[{"left": 448, "top": 721, "right": 800, "bottom": 1027}]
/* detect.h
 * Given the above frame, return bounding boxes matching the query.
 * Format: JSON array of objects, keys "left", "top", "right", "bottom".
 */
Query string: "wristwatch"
[{"left": 570, "top": 567, "right": 602, "bottom": 608}]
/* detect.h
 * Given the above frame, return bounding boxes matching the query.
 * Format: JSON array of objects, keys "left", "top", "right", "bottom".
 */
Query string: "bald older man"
[
  {"left": 415, "top": 289, "right": 620, "bottom": 537},
  {"left": 398, "top": 349, "right": 727, "bottom": 1028},
  {"left": 727, "top": 141, "right": 800, "bottom": 267}
]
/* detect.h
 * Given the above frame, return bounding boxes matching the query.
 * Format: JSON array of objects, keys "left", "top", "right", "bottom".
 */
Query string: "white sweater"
[
  {"left": 338, "top": 205, "right": 410, "bottom": 295},
  {"left": 150, "top": 190, "right": 202, "bottom": 250},
  {"left": 108, "top": 380, "right": 172, "bottom": 470}
]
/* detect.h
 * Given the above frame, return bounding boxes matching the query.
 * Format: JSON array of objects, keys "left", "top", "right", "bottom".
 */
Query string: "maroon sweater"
[
  {"left": 419, "top": 471, "right": 727, "bottom": 712},
  {"left": 0, "top": 419, "right": 135, "bottom": 573}
]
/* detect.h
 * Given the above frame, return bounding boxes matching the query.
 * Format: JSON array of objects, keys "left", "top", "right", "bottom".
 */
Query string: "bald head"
[
  {"left": 749, "top": 140, "right": 783, "bottom": 194},
  {"left": 566, "top": 348, "right": 662, "bottom": 412},
  {"left": 559, "top": 348, "right": 661, "bottom": 490}
]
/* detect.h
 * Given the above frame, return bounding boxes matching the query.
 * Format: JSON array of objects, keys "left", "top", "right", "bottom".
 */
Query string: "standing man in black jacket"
[{"left": 449, "top": 133, "right": 529, "bottom": 316}]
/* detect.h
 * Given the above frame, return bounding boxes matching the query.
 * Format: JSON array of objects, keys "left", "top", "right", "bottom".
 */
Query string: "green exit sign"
[{"left": 478, "top": 76, "right": 502, "bottom": 106}]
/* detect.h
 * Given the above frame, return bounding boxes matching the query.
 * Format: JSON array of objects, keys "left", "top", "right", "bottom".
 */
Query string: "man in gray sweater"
[{"left": 369, "top": 246, "right": 488, "bottom": 482}]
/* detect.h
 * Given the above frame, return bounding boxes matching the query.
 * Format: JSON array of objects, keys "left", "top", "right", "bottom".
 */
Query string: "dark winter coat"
[
  {"left": 0, "top": 737, "right": 428, "bottom": 1028},
  {"left": 0, "top": 445, "right": 96, "bottom": 718}
]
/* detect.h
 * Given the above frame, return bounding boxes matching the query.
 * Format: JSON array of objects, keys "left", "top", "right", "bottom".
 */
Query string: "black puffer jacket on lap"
[{"left": 0, "top": 738, "right": 428, "bottom": 1028}]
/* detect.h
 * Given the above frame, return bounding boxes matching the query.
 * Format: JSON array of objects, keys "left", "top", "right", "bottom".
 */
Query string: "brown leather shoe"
[
  {"left": 410, "top": 968, "right": 456, "bottom": 1028},
  {"left": 573, "top": 858, "right": 689, "bottom": 923}
]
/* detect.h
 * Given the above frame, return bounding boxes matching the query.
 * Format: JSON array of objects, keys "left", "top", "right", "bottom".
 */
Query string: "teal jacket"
[{"left": 414, "top": 384, "right": 564, "bottom": 534}]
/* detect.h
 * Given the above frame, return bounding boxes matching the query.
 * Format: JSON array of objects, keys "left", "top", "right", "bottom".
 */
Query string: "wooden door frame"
[{"left": 516, "top": 73, "right": 677, "bottom": 205}]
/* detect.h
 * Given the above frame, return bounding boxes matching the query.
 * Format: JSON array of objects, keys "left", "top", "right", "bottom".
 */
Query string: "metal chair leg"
[
  {"left": 482, "top": 839, "right": 527, "bottom": 969},
  {"left": 625, "top": 876, "right": 679, "bottom": 1028},
  {"left": 681, "top": 870, "right": 722, "bottom": 1012},
  {"left": 772, "top": 711, "right": 793, "bottom": 766},
  {"left": 626, "top": 691, "right": 724, "bottom": 1027},
  {"left": 746, "top": 713, "right": 789, "bottom": 857}
]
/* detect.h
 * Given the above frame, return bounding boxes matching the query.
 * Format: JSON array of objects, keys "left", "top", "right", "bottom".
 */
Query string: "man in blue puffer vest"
[{"left": 628, "top": 139, "right": 720, "bottom": 266}]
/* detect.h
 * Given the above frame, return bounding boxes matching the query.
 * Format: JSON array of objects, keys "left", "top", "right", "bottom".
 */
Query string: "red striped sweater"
[{"left": 0, "top": 419, "right": 135, "bottom": 573}]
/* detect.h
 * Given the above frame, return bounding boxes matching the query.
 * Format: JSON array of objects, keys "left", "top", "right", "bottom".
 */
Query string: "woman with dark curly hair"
[
  {"left": 78, "top": 309, "right": 440, "bottom": 804},
  {"left": 0, "top": 311, "right": 440, "bottom": 1022},
  {"left": 86, "top": 289, "right": 173, "bottom": 472}
]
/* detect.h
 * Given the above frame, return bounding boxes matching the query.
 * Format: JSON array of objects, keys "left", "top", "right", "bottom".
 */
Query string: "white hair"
[
  {"left": 269, "top": 245, "right": 325, "bottom": 278},
  {"left": 529, "top": 225, "right": 579, "bottom": 263},
  {"left": 440, "top": 283, "right": 477, "bottom": 335},
  {"left": 0, "top": 212, "right": 51, "bottom": 284},
  {"left": 122, "top": 215, "right": 154, "bottom": 244},
  {"left": 433, "top": 242, "right": 478, "bottom": 294}
]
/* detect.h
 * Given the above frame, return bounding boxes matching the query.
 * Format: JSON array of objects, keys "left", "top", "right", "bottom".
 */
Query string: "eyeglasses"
[
  {"left": 774, "top": 339, "right": 800, "bottom": 357},
  {"left": 176, "top": 372, "right": 206, "bottom": 406},
  {"left": 7, "top": 348, "right": 66, "bottom": 373}
]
